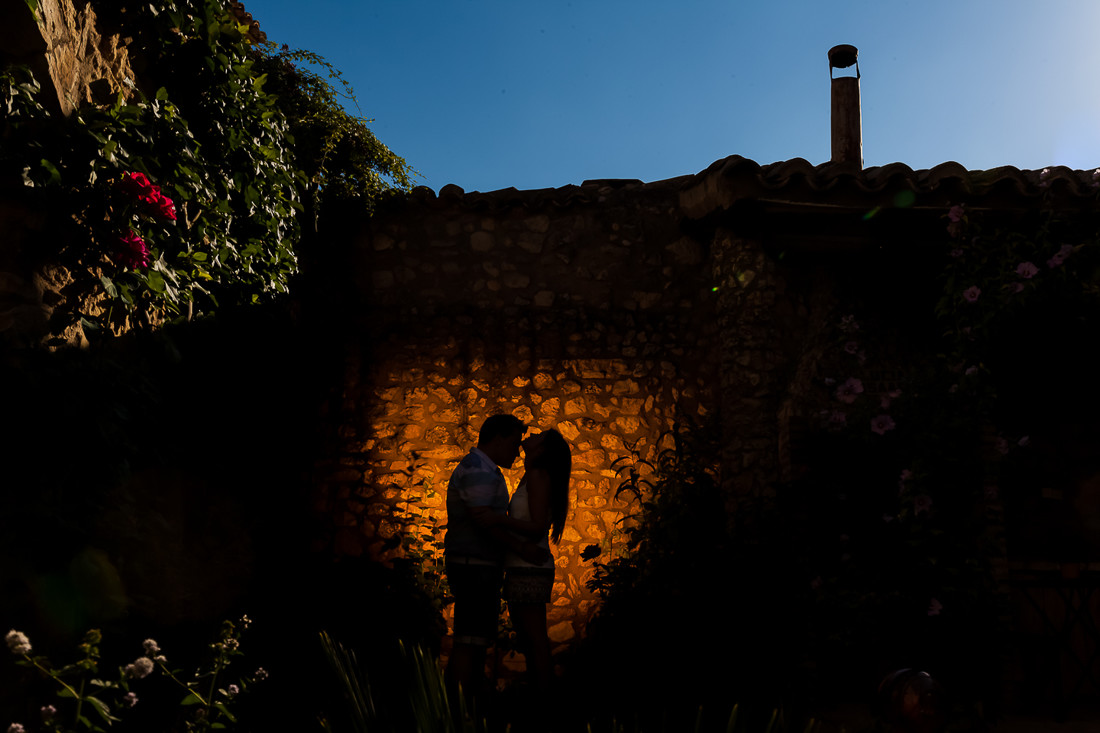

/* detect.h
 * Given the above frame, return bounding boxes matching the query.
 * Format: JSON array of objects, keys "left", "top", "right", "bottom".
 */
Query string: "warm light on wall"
[{"left": 321, "top": 357, "right": 713, "bottom": 653}]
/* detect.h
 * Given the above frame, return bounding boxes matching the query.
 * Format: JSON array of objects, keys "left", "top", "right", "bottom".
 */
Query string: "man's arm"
[
  {"left": 456, "top": 465, "right": 549, "bottom": 564},
  {"left": 480, "top": 523, "right": 550, "bottom": 565},
  {"left": 472, "top": 470, "right": 551, "bottom": 538}
]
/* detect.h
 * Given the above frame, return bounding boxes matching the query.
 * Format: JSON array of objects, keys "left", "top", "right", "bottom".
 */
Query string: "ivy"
[{"left": 1, "top": 0, "right": 413, "bottom": 337}]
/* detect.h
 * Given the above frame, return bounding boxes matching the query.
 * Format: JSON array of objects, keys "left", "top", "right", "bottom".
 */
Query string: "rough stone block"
[
  {"left": 564, "top": 398, "right": 586, "bottom": 416},
  {"left": 470, "top": 231, "right": 495, "bottom": 251}
]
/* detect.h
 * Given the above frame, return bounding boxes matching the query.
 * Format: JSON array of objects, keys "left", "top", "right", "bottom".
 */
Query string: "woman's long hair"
[{"left": 530, "top": 429, "right": 572, "bottom": 544}]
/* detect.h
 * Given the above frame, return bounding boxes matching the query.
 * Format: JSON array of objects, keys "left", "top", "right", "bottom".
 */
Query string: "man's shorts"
[{"left": 445, "top": 557, "right": 503, "bottom": 647}]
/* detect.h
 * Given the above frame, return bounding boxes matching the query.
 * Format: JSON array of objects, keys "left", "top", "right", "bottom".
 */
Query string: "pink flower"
[
  {"left": 828, "top": 410, "right": 847, "bottom": 425},
  {"left": 122, "top": 692, "right": 138, "bottom": 708},
  {"left": 1018, "top": 436, "right": 1031, "bottom": 447},
  {"left": 949, "top": 248, "right": 964, "bottom": 258},
  {"left": 1016, "top": 262, "right": 1039, "bottom": 278},
  {"left": 1047, "top": 245, "right": 1073, "bottom": 268},
  {"left": 947, "top": 205, "right": 965, "bottom": 223},
  {"left": 117, "top": 230, "right": 151, "bottom": 269},
  {"left": 835, "top": 377, "right": 864, "bottom": 404},
  {"left": 927, "top": 597, "right": 943, "bottom": 616},
  {"left": 871, "top": 414, "right": 896, "bottom": 435},
  {"left": 843, "top": 340, "right": 859, "bottom": 355},
  {"left": 963, "top": 286, "right": 981, "bottom": 303},
  {"left": 914, "top": 494, "right": 933, "bottom": 516},
  {"left": 995, "top": 437, "right": 1009, "bottom": 455},
  {"left": 839, "top": 315, "right": 859, "bottom": 333},
  {"left": 1008, "top": 282, "right": 1025, "bottom": 293},
  {"left": 965, "top": 366, "right": 978, "bottom": 376}
]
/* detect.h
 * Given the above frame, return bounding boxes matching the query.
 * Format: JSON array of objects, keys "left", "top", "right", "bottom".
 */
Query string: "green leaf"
[
  {"left": 214, "top": 702, "right": 237, "bottom": 722},
  {"left": 146, "top": 270, "right": 167, "bottom": 293},
  {"left": 39, "top": 158, "right": 60, "bottom": 184},
  {"left": 181, "top": 691, "right": 202, "bottom": 705},
  {"left": 86, "top": 695, "right": 118, "bottom": 724}
]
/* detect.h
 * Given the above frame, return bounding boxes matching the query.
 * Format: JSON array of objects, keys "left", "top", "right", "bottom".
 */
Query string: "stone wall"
[
  {"left": 1, "top": 0, "right": 137, "bottom": 117},
  {"left": 312, "top": 179, "right": 720, "bottom": 657},
  {"left": 0, "top": 0, "right": 138, "bottom": 349}
]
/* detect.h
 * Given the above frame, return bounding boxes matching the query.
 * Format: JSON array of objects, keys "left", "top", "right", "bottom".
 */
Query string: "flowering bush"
[
  {"left": 1, "top": 0, "right": 412, "bottom": 338},
  {"left": 794, "top": 178, "right": 1100, "bottom": 704}
]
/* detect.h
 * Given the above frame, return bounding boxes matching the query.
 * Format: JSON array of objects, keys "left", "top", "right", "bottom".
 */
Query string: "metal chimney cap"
[{"left": 828, "top": 44, "right": 859, "bottom": 70}]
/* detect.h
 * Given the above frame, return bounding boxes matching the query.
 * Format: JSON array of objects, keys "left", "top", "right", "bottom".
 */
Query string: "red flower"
[
  {"left": 117, "top": 229, "right": 150, "bottom": 269},
  {"left": 118, "top": 171, "right": 154, "bottom": 197},
  {"left": 150, "top": 192, "right": 177, "bottom": 221},
  {"left": 119, "top": 172, "right": 176, "bottom": 221}
]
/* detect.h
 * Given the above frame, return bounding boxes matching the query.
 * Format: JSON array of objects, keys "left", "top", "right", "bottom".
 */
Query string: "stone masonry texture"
[{"left": 312, "top": 179, "right": 720, "bottom": 655}]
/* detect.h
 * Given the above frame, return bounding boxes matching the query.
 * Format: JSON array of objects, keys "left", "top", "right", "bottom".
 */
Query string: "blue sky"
[{"left": 244, "top": 0, "right": 1100, "bottom": 193}]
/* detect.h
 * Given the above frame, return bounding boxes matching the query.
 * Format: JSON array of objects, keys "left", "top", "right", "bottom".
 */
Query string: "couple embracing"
[{"left": 443, "top": 414, "right": 572, "bottom": 714}]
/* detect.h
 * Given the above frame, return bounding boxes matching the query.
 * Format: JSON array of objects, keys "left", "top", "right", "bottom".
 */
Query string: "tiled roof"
[
  {"left": 681, "top": 155, "right": 1100, "bottom": 219},
  {"left": 228, "top": 2, "right": 266, "bottom": 44},
  {"left": 401, "top": 175, "right": 692, "bottom": 211}
]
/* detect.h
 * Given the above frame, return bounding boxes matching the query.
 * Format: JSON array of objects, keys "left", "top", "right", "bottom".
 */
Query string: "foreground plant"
[
  {"left": 5, "top": 628, "right": 155, "bottom": 731},
  {"left": 5, "top": 617, "right": 264, "bottom": 732}
]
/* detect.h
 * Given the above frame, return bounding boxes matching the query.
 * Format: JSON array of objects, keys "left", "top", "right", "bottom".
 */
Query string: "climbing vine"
[{"left": 1, "top": 0, "right": 413, "bottom": 337}]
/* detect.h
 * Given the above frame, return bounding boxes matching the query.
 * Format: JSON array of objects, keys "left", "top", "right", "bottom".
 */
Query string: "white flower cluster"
[
  {"left": 124, "top": 656, "right": 155, "bottom": 679},
  {"left": 5, "top": 630, "right": 30, "bottom": 656}
]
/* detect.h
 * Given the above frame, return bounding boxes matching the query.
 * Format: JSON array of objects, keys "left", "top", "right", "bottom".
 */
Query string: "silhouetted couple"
[{"left": 443, "top": 414, "right": 571, "bottom": 726}]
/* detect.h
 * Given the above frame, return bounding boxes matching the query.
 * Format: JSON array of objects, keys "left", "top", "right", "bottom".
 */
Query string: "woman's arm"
[{"left": 503, "top": 470, "right": 552, "bottom": 538}]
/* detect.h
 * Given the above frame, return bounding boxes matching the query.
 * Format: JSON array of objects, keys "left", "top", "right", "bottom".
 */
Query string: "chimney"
[{"left": 829, "top": 44, "right": 862, "bottom": 167}]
